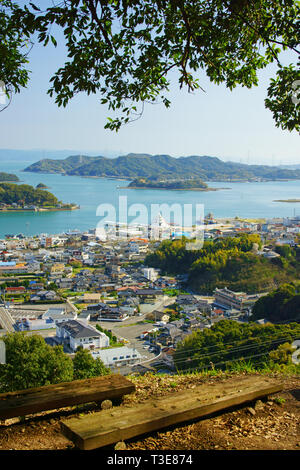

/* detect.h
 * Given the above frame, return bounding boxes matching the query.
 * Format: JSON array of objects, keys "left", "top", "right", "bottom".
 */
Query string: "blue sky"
[{"left": 1, "top": 23, "right": 299, "bottom": 165}]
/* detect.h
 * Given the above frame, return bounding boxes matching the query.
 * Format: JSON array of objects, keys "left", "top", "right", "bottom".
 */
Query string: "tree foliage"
[
  {"left": 73, "top": 346, "right": 110, "bottom": 380},
  {"left": 174, "top": 319, "right": 300, "bottom": 372},
  {"left": 251, "top": 280, "right": 300, "bottom": 322},
  {"left": 0, "top": 332, "right": 73, "bottom": 392},
  {"left": 0, "top": 332, "right": 110, "bottom": 393},
  {"left": 0, "top": 172, "right": 19, "bottom": 182},
  {"left": 0, "top": 183, "right": 59, "bottom": 206},
  {"left": 145, "top": 234, "right": 299, "bottom": 293},
  {"left": 96, "top": 324, "right": 118, "bottom": 344},
  {"left": 24, "top": 153, "right": 300, "bottom": 180},
  {"left": 269, "top": 341, "right": 296, "bottom": 365},
  {"left": 1, "top": 0, "right": 299, "bottom": 131},
  {"left": 128, "top": 177, "right": 209, "bottom": 189}
]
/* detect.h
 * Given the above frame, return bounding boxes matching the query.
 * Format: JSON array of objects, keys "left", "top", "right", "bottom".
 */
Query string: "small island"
[
  {"left": 124, "top": 177, "right": 221, "bottom": 191},
  {"left": 36, "top": 182, "right": 50, "bottom": 189},
  {"left": 0, "top": 183, "right": 79, "bottom": 213},
  {"left": 273, "top": 199, "right": 300, "bottom": 203},
  {"left": 0, "top": 172, "right": 20, "bottom": 182}
]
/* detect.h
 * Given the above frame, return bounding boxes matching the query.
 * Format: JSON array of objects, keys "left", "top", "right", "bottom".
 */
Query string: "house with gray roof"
[
  {"left": 41, "top": 307, "right": 77, "bottom": 324},
  {"left": 55, "top": 319, "right": 109, "bottom": 352}
]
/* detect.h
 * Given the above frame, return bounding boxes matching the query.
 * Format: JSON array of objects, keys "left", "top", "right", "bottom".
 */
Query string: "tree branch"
[{"left": 87, "top": 0, "right": 113, "bottom": 49}]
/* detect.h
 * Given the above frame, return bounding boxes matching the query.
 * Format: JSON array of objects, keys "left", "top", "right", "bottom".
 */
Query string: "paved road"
[
  {"left": 0, "top": 307, "right": 15, "bottom": 333},
  {"left": 95, "top": 318, "right": 157, "bottom": 362},
  {"left": 94, "top": 296, "right": 173, "bottom": 363}
]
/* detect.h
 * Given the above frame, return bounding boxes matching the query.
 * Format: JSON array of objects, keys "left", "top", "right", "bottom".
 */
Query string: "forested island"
[
  {"left": 0, "top": 172, "right": 20, "bottom": 182},
  {"left": 23, "top": 153, "right": 300, "bottom": 183},
  {"left": 0, "top": 183, "right": 79, "bottom": 212},
  {"left": 274, "top": 199, "right": 300, "bottom": 203},
  {"left": 145, "top": 234, "right": 300, "bottom": 295},
  {"left": 126, "top": 177, "right": 218, "bottom": 191}
]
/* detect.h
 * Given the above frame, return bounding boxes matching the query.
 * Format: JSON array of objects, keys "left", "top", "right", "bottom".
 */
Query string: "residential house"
[
  {"left": 176, "top": 294, "right": 198, "bottom": 306},
  {"left": 55, "top": 319, "right": 109, "bottom": 352},
  {"left": 30, "top": 290, "right": 60, "bottom": 302},
  {"left": 146, "top": 310, "right": 170, "bottom": 323},
  {"left": 92, "top": 346, "right": 141, "bottom": 368},
  {"left": 41, "top": 307, "right": 77, "bottom": 323},
  {"left": 50, "top": 263, "right": 66, "bottom": 274},
  {"left": 135, "top": 288, "right": 164, "bottom": 302},
  {"left": 83, "top": 293, "right": 102, "bottom": 303},
  {"left": 5, "top": 286, "right": 26, "bottom": 295},
  {"left": 160, "top": 347, "right": 176, "bottom": 370},
  {"left": 157, "top": 324, "right": 184, "bottom": 347},
  {"left": 56, "top": 278, "right": 74, "bottom": 290},
  {"left": 141, "top": 267, "right": 158, "bottom": 282}
]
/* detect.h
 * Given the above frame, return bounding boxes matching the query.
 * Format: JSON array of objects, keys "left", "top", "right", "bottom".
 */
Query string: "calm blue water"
[{"left": 0, "top": 160, "right": 299, "bottom": 237}]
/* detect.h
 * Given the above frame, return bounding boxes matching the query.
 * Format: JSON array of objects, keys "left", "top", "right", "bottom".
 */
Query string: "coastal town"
[
  {"left": 1, "top": 0, "right": 299, "bottom": 453},
  {"left": 1, "top": 213, "right": 299, "bottom": 375}
]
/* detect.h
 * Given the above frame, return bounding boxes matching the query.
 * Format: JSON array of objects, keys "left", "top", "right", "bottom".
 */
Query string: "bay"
[{"left": 0, "top": 160, "right": 299, "bottom": 238}]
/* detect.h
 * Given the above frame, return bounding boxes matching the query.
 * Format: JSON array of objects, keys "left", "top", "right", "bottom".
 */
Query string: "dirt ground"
[{"left": 0, "top": 372, "right": 299, "bottom": 452}]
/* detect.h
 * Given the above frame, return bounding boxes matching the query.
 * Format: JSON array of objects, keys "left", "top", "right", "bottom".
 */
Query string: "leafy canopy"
[
  {"left": 174, "top": 319, "right": 300, "bottom": 372},
  {"left": 0, "top": 0, "right": 299, "bottom": 131},
  {"left": 0, "top": 332, "right": 74, "bottom": 392},
  {"left": 145, "top": 235, "right": 300, "bottom": 294},
  {"left": 251, "top": 281, "right": 300, "bottom": 322},
  {"left": 0, "top": 332, "right": 110, "bottom": 393},
  {"left": 0, "top": 182, "right": 59, "bottom": 206},
  {"left": 73, "top": 346, "right": 110, "bottom": 380}
]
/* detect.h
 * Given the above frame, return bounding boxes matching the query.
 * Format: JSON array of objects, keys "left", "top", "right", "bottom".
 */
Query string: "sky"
[{"left": 0, "top": 12, "right": 299, "bottom": 166}]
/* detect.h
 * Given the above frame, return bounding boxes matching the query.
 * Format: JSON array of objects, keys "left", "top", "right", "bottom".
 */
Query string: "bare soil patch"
[{"left": 0, "top": 372, "right": 298, "bottom": 451}]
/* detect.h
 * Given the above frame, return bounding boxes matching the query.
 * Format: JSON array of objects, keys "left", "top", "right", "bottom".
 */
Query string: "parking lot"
[
  {"left": 94, "top": 296, "right": 174, "bottom": 362},
  {"left": 95, "top": 316, "right": 158, "bottom": 361},
  {"left": 3, "top": 297, "right": 172, "bottom": 367}
]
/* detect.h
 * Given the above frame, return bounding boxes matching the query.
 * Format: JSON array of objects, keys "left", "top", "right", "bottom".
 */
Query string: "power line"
[
  {"left": 152, "top": 348, "right": 299, "bottom": 376},
  {"left": 150, "top": 334, "right": 300, "bottom": 371},
  {"left": 172, "top": 331, "right": 300, "bottom": 360}
]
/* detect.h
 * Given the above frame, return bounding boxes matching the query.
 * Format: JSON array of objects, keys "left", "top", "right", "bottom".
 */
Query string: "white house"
[
  {"left": 142, "top": 267, "right": 158, "bottom": 281},
  {"left": 91, "top": 346, "right": 142, "bottom": 368},
  {"left": 55, "top": 319, "right": 109, "bottom": 352},
  {"left": 17, "top": 309, "right": 77, "bottom": 331}
]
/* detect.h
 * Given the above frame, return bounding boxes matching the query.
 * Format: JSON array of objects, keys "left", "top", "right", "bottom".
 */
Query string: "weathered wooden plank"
[
  {"left": 0, "top": 374, "right": 135, "bottom": 420},
  {"left": 61, "top": 375, "right": 283, "bottom": 450}
]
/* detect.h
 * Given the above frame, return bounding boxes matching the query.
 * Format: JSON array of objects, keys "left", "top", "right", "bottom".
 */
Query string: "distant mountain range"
[
  {"left": 0, "top": 148, "right": 120, "bottom": 163},
  {"left": 23, "top": 153, "right": 300, "bottom": 182},
  {"left": 278, "top": 164, "right": 300, "bottom": 170}
]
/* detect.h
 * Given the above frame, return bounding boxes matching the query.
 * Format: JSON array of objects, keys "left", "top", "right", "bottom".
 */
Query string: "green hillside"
[
  {"left": 174, "top": 319, "right": 300, "bottom": 372},
  {"left": 0, "top": 183, "right": 59, "bottom": 206},
  {"left": 127, "top": 177, "right": 210, "bottom": 190},
  {"left": 145, "top": 235, "right": 300, "bottom": 294},
  {"left": 251, "top": 281, "right": 300, "bottom": 323},
  {"left": 24, "top": 153, "right": 300, "bottom": 182},
  {"left": 0, "top": 172, "right": 19, "bottom": 182}
]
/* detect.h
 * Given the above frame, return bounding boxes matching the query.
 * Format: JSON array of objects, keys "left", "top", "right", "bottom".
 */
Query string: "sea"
[{"left": 0, "top": 160, "right": 300, "bottom": 238}]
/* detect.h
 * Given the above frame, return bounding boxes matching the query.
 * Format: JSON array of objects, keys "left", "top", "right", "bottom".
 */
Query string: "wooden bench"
[
  {"left": 0, "top": 374, "right": 135, "bottom": 420},
  {"left": 61, "top": 375, "right": 283, "bottom": 450}
]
